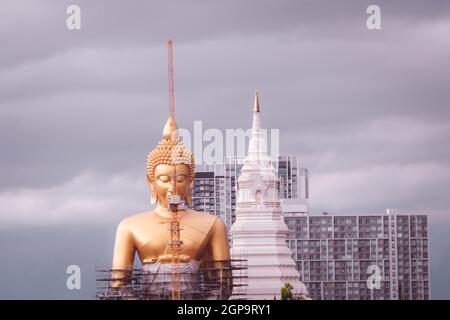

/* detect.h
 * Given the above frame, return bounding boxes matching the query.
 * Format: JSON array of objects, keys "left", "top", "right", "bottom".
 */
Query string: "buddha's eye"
[
  {"left": 176, "top": 174, "right": 187, "bottom": 183},
  {"left": 158, "top": 175, "right": 170, "bottom": 183}
]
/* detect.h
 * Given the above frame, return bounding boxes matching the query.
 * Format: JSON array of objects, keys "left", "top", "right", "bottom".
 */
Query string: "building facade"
[{"left": 283, "top": 210, "right": 430, "bottom": 300}]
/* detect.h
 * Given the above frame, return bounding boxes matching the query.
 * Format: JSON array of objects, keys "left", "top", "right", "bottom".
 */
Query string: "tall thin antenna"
[
  {"left": 168, "top": 39, "right": 175, "bottom": 118},
  {"left": 167, "top": 38, "right": 182, "bottom": 300}
]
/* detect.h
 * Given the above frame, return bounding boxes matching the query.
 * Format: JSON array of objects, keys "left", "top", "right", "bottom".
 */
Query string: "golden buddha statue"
[{"left": 111, "top": 115, "right": 231, "bottom": 299}]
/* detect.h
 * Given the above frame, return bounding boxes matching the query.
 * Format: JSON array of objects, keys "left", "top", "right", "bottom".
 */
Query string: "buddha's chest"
[{"left": 133, "top": 221, "right": 211, "bottom": 261}]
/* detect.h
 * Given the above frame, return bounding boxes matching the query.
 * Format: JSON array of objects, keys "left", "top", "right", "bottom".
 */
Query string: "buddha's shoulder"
[
  {"left": 188, "top": 210, "right": 217, "bottom": 221},
  {"left": 184, "top": 210, "right": 225, "bottom": 231},
  {"left": 117, "top": 211, "right": 153, "bottom": 229}
]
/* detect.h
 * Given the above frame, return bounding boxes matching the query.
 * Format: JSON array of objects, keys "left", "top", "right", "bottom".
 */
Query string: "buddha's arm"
[
  {"left": 112, "top": 221, "right": 136, "bottom": 287},
  {"left": 208, "top": 217, "right": 232, "bottom": 299},
  {"left": 209, "top": 217, "right": 230, "bottom": 261}
]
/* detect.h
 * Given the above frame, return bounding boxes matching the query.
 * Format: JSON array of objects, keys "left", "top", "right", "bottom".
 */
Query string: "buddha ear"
[
  {"left": 147, "top": 175, "right": 158, "bottom": 205},
  {"left": 185, "top": 192, "right": 192, "bottom": 205},
  {"left": 151, "top": 192, "right": 157, "bottom": 204},
  {"left": 185, "top": 179, "right": 194, "bottom": 205}
]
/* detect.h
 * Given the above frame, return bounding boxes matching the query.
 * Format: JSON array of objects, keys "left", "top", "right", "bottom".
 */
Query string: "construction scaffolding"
[{"left": 96, "top": 258, "right": 248, "bottom": 300}]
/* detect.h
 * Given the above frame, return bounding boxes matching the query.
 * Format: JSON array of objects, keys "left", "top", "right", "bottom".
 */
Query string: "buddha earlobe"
[
  {"left": 185, "top": 180, "right": 194, "bottom": 205},
  {"left": 150, "top": 191, "right": 157, "bottom": 204},
  {"left": 147, "top": 175, "right": 157, "bottom": 204},
  {"left": 185, "top": 191, "right": 192, "bottom": 205}
]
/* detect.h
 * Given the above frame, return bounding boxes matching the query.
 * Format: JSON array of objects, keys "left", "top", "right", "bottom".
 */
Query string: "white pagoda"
[{"left": 230, "top": 91, "right": 309, "bottom": 300}]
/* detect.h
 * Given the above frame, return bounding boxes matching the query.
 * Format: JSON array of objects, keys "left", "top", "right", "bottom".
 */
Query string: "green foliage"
[{"left": 280, "top": 282, "right": 294, "bottom": 300}]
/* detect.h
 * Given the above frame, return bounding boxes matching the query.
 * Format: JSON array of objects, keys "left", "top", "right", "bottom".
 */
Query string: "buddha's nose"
[{"left": 167, "top": 180, "right": 175, "bottom": 194}]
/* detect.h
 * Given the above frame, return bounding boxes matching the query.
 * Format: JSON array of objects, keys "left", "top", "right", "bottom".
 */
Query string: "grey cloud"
[
  {"left": 1, "top": 0, "right": 450, "bottom": 299},
  {"left": 1, "top": 0, "right": 450, "bottom": 69}
]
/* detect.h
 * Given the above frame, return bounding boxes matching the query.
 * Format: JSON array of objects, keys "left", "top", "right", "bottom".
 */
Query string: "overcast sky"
[{"left": 1, "top": 0, "right": 449, "bottom": 299}]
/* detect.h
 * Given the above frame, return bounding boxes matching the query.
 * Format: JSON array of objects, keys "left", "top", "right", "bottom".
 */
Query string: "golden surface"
[
  {"left": 146, "top": 117, "right": 195, "bottom": 188},
  {"left": 112, "top": 207, "right": 229, "bottom": 268}
]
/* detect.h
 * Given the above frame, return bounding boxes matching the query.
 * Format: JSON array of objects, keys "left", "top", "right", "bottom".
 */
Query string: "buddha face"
[{"left": 149, "top": 164, "right": 192, "bottom": 208}]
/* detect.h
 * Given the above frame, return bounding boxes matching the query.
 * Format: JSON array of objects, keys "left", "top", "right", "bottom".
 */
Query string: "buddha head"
[{"left": 146, "top": 116, "right": 195, "bottom": 208}]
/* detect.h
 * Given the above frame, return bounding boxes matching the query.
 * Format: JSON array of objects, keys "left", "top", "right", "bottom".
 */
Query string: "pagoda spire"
[{"left": 246, "top": 90, "right": 268, "bottom": 162}]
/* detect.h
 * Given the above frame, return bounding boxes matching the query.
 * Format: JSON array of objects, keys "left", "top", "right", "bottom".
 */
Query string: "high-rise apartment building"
[{"left": 283, "top": 209, "right": 430, "bottom": 300}]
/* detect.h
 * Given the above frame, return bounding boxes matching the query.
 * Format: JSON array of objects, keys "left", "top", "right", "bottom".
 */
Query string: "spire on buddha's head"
[
  {"left": 254, "top": 89, "right": 260, "bottom": 113},
  {"left": 162, "top": 116, "right": 178, "bottom": 139}
]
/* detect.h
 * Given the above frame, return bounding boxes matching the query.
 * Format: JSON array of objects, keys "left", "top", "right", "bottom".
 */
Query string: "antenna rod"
[
  {"left": 168, "top": 39, "right": 175, "bottom": 118},
  {"left": 167, "top": 39, "right": 181, "bottom": 299}
]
